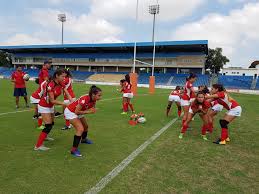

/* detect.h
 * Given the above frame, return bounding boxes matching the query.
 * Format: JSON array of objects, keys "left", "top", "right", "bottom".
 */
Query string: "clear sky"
[{"left": 0, "top": 0, "right": 258, "bottom": 67}]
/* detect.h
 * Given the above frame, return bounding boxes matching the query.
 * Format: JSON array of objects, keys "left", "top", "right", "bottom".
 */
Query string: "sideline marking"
[{"left": 85, "top": 117, "right": 179, "bottom": 194}]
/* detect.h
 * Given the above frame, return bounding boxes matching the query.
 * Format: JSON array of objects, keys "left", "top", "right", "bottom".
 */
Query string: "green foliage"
[
  {"left": 0, "top": 51, "right": 12, "bottom": 67},
  {"left": 206, "top": 48, "right": 229, "bottom": 74}
]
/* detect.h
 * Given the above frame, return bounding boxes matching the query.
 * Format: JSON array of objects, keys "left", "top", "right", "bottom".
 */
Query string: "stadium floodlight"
[
  {"left": 149, "top": 4, "right": 159, "bottom": 77},
  {"left": 133, "top": 0, "right": 139, "bottom": 74},
  {"left": 58, "top": 14, "right": 66, "bottom": 44}
]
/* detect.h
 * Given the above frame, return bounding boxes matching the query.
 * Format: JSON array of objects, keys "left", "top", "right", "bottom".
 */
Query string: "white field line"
[
  {"left": 0, "top": 109, "right": 32, "bottom": 116},
  {"left": 85, "top": 117, "right": 179, "bottom": 194}
]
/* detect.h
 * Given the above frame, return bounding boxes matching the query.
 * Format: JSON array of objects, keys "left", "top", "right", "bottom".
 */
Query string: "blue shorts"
[{"left": 14, "top": 88, "right": 27, "bottom": 97}]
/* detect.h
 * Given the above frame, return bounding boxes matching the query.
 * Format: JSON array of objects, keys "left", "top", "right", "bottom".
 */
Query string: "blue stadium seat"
[{"left": 218, "top": 75, "right": 253, "bottom": 89}]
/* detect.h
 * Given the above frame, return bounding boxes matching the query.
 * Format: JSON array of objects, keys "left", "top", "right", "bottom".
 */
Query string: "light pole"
[
  {"left": 133, "top": 0, "right": 139, "bottom": 74},
  {"left": 148, "top": 4, "right": 159, "bottom": 94},
  {"left": 58, "top": 14, "right": 66, "bottom": 44},
  {"left": 149, "top": 4, "right": 159, "bottom": 76}
]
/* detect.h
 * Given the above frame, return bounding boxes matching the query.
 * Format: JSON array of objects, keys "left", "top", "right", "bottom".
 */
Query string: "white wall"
[{"left": 221, "top": 67, "right": 259, "bottom": 77}]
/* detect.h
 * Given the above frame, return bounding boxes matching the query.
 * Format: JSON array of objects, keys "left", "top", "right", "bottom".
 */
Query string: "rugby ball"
[
  {"left": 137, "top": 117, "right": 146, "bottom": 124},
  {"left": 23, "top": 74, "right": 30, "bottom": 81}
]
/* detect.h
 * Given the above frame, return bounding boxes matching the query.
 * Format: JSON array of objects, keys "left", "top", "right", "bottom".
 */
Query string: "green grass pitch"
[{"left": 0, "top": 79, "right": 258, "bottom": 194}]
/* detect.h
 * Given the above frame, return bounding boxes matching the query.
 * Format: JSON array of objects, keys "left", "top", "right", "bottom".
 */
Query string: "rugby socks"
[
  {"left": 181, "top": 124, "right": 188, "bottom": 134},
  {"left": 35, "top": 132, "right": 47, "bottom": 148},
  {"left": 71, "top": 135, "right": 81, "bottom": 151},
  {"left": 65, "top": 119, "right": 70, "bottom": 127},
  {"left": 81, "top": 131, "right": 88, "bottom": 140},
  {"left": 123, "top": 103, "right": 128, "bottom": 112},
  {"left": 201, "top": 124, "right": 207, "bottom": 135},
  {"left": 221, "top": 128, "right": 228, "bottom": 141}
]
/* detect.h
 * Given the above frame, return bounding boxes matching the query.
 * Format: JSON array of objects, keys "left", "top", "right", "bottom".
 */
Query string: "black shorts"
[{"left": 13, "top": 88, "right": 27, "bottom": 97}]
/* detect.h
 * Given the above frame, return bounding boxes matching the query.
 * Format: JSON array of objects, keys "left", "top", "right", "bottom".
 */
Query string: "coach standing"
[{"left": 11, "top": 65, "right": 29, "bottom": 109}]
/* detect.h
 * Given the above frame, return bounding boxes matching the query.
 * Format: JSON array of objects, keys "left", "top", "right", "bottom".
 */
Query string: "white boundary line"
[
  {"left": 0, "top": 109, "right": 32, "bottom": 116},
  {"left": 85, "top": 117, "right": 179, "bottom": 194}
]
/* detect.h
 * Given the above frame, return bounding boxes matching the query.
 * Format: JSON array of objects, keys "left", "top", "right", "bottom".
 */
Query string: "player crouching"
[
  {"left": 206, "top": 84, "right": 242, "bottom": 145},
  {"left": 179, "top": 91, "right": 211, "bottom": 141},
  {"left": 64, "top": 85, "right": 102, "bottom": 157}
]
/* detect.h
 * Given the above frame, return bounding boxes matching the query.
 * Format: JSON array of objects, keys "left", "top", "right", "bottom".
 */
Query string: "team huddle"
[
  {"left": 166, "top": 73, "right": 242, "bottom": 145},
  {"left": 11, "top": 64, "right": 241, "bottom": 158}
]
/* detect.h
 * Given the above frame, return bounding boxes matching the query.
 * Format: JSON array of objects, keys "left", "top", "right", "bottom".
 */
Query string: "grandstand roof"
[{"left": 0, "top": 40, "right": 208, "bottom": 55}]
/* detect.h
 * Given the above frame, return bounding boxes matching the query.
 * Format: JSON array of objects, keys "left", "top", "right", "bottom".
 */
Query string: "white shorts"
[
  {"left": 226, "top": 106, "right": 242, "bottom": 117},
  {"left": 190, "top": 98, "right": 195, "bottom": 103},
  {"left": 189, "top": 107, "right": 194, "bottom": 114},
  {"left": 212, "top": 104, "right": 224, "bottom": 112},
  {"left": 30, "top": 96, "right": 40, "bottom": 104},
  {"left": 123, "top": 93, "right": 133, "bottom": 99},
  {"left": 64, "top": 108, "right": 84, "bottom": 120},
  {"left": 38, "top": 105, "right": 54, "bottom": 114},
  {"left": 64, "top": 98, "right": 76, "bottom": 105},
  {"left": 181, "top": 99, "right": 190, "bottom": 106},
  {"left": 168, "top": 95, "right": 181, "bottom": 103}
]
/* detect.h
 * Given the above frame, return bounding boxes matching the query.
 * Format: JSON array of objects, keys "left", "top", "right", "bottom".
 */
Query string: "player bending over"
[{"left": 64, "top": 85, "right": 102, "bottom": 157}]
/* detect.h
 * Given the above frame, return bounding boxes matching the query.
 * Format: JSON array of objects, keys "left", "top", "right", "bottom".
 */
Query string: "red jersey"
[
  {"left": 39, "top": 81, "right": 64, "bottom": 108},
  {"left": 63, "top": 77, "right": 75, "bottom": 100},
  {"left": 122, "top": 81, "right": 132, "bottom": 93},
  {"left": 216, "top": 91, "right": 239, "bottom": 110},
  {"left": 170, "top": 90, "right": 181, "bottom": 96},
  {"left": 11, "top": 71, "right": 26, "bottom": 88},
  {"left": 31, "top": 81, "right": 47, "bottom": 99},
  {"left": 190, "top": 100, "right": 211, "bottom": 114},
  {"left": 67, "top": 95, "right": 96, "bottom": 113},
  {"left": 182, "top": 81, "right": 195, "bottom": 100},
  {"left": 38, "top": 67, "right": 49, "bottom": 84}
]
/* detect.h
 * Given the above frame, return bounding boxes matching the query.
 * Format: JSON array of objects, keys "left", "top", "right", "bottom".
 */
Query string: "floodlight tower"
[
  {"left": 58, "top": 14, "right": 66, "bottom": 44},
  {"left": 148, "top": 4, "right": 159, "bottom": 94}
]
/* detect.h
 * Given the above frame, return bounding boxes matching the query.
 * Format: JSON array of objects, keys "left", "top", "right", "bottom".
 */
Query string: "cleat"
[
  {"left": 202, "top": 135, "right": 208, "bottom": 141},
  {"left": 36, "top": 125, "right": 45, "bottom": 130},
  {"left": 54, "top": 112, "right": 63, "bottom": 118},
  {"left": 33, "top": 115, "right": 39, "bottom": 120},
  {"left": 213, "top": 138, "right": 226, "bottom": 145},
  {"left": 71, "top": 149, "right": 82, "bottom": 157},
  {"left": 121, "top": 112, "right": 127, "bottom": 115},
  {"left": 61, "top": 125, "right": 71, "bottom": 130},
  {"left": 81, "top": 138, "right": 93, "bottom": 144},
  {"left": 45, "top": 136, "right": 54, "bottom": 141},
  {"left": 178, "top": 133, "right": 184, "bottom": 139},
  {"left": 226, "top": 137, "right": 230, "bottom": 142},
  {"left": 26, "top": 104, "right": 30, "bottom": 108},
  {"left": 34, "top": 145, "right": 50, "bottom": 151}
]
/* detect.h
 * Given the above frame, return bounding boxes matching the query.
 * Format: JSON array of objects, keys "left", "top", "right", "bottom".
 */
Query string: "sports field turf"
[{"left": 0, "top": 79, "right": 258, "bottom": 194}]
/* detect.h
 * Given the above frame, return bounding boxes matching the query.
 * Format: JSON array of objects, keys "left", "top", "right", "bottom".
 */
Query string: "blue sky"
[{"left": 0, "top": 0, "right": 259, "bottom": 67}]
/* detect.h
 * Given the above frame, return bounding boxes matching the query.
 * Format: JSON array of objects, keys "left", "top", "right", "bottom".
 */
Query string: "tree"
[
  {"left": 249, "top": 61, "right": 259, "bottom": 68},
  {"left": 205, "top": 48, "right": 229, "bottom": 74},
  {"left": 0, "top": 51, "right": 12, "bottom": 67}
]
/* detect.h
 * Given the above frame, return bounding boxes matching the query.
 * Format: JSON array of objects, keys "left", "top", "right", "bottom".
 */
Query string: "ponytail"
[
  {"left": 125, "top": 74, "right": 130, "bottom": 83},
  {"left": 52, "top": 68, "right": 66, "bottom": 80},
  {"left": 212, "top": 84, "right": 224, "bottom": 92},
  {"left": 89, "top": 85, "right": 102, "bottom": 101}
]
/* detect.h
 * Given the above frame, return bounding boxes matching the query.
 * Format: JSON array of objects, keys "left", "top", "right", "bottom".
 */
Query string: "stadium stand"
[
  {"left": 218, "top": 75, "right": 253, "bottom": 89},
  {"left": 1, "top": 67, "right": 258, "bottom": 90},
  {"left": 255, "top": 79, "right": 259, "bottom": 90},
  {"left": 87, "top": 73, "right": 126, "bottom": 83},
  {"left": 169, "top": 74, "right": 209, "bottom": 87}
]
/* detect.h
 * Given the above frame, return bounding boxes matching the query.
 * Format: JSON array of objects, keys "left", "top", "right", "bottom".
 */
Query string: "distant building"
[{"left": 221, "top": 66, "right": 259, "bottom": 78}]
